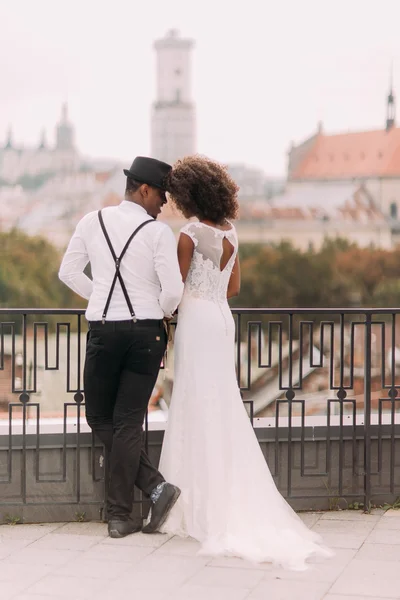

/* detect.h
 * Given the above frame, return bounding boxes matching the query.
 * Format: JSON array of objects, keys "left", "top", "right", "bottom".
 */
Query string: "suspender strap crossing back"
[{"left": 97, "top": 210, "right": 155, "bottom": 323}]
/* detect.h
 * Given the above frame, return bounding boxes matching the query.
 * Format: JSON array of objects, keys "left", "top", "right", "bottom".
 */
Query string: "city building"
[
  {"left": 287, "top": 82, "right": 400, "bottom": 219},
  {"left": 227, "top": 163, "right": 285, "bottom": 202},
  {"left": 238, "top": 182, "right": 392, "bottom": 250},
  {"left": 0, "top": 104, "right": 79, "bottom": 185},
  {"left": 151, "top": 29, "right": 196, "bottom": 165}
]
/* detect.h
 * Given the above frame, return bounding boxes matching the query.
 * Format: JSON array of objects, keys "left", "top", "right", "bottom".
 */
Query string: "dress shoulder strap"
[{"left": 180, "top": 222, "right": 199, "bottom": 247}]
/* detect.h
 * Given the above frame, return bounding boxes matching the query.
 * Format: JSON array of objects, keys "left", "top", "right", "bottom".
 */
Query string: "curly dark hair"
[{"left": 166, "top": 155, "right": 239, "bottom": 224}]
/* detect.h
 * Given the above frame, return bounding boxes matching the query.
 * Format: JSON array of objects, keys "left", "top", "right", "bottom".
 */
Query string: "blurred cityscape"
[{"left": 1, "top": 29, "right": 398, "bottom": 251}]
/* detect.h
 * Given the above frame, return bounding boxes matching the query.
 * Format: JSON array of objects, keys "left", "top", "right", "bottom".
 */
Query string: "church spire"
[
  {"left": 386, "top": 64, "right": 396, "bottom": 131},
  {"left": 4, "top": 126, "right": 13, "bottom": 150},
  {"left": 38, "top": 128, "right": 47, "bottom": 150},
  {"left": 56, "top": 102, "right": 75, "bottom": 151},
  {"left": 61, "top": 102, "right": 68, "bottom": 122}
]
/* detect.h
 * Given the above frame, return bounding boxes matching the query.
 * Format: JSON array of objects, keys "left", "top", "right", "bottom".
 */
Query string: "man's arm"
[
  {"left": 154, "top": 226, "right": 184, "bottom": 317},
  {"left": 58, "top": 220, "right": 93, "bottom": 300}
]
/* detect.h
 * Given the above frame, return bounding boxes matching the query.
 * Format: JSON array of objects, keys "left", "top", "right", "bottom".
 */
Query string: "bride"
[{"left": 156, "top": 156, "right": 332, "bottom": 570}]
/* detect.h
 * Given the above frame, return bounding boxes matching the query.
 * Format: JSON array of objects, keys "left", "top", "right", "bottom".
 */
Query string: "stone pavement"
[{"left": 0, "top": 509, "right": 399, "bottom": 599}]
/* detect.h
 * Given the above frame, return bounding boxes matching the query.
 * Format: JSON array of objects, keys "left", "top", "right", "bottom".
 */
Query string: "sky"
[{"left": 0, "top": 0, "right": 399, "bottom": 176}]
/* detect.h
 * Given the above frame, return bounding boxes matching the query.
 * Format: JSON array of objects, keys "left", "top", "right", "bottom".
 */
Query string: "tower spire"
[
  {"left": 386, "top": 62, "right": 396, "bottom": 131},
  {"left": 56, "top": 102, "right": 75, "bottom": 150},
  {"left": 38, "top": 128, "right": 47, "bottom": 150},
  {"left": 4, "top": 125, "right": 13, "bottom": 150},
  {"left": 61, "top": 102, "right": 68, "bottom": 122}
]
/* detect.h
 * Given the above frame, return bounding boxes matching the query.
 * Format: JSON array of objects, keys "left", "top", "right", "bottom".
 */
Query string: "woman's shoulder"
[
  {"left": 180, "top": 220, "right": 198, "bottom": 232},
  {"left": 179, "top": 219, "right": 238, "bottom": 242},
  {"left": 179, "top": 221, "right": 201, "bottom": 245}
]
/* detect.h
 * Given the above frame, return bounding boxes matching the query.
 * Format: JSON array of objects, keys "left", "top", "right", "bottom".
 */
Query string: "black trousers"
[{"left": 83, "top": 319, "right": 167, "bottom": 519}]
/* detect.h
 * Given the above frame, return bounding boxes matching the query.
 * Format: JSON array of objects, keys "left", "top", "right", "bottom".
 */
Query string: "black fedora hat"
[{"left": 123, "top": 156, "right": 172, "bottom": 191}]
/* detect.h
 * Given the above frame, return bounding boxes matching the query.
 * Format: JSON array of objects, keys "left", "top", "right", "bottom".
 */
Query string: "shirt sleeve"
[
  {"left": 58, "top": 218, "right": 93, "bottom": 300},
  {"left": 154, "top": 226, "right": 184, "bottom": 317}
]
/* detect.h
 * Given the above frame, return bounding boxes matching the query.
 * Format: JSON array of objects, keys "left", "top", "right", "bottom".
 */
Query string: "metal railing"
[{"left": 1, "top": 308, "right": 400, "bottom": 519}]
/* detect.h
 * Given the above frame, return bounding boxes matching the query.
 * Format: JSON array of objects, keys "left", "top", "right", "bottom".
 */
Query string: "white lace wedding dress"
[{"left": 159, "top": 221, "right": 332, "bottom": 570}]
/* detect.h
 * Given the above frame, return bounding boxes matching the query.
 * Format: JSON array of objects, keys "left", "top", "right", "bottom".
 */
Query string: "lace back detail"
[{"left": 180, "top": 222, "right": 238, "bottom": 302}]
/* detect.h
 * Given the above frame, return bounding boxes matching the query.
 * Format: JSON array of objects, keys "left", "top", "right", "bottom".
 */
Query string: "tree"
[
  {"left": 231, "top": 238, "right": 400, "bottom": 310},
  {"left": 0, "top": 229, "right": 83, "bottom": 309}
]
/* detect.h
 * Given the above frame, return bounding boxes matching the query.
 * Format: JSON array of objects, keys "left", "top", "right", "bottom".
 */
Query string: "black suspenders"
[{"left": 97, "top": 210, "right": 155, "bottom": 323}]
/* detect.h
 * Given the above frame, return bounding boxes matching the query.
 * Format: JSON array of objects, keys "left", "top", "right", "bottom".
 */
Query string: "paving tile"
[
  {"left": 155, "top": 536, "right": 202, "bottom": 556},
  {"left": 186, "top": 565, "right": 264, "bottom": 589},
  {"left": 382, "top": 509, "right": 400, "bottom": 518},
  {"left": 24, "top": 575, "right": 105, "bottom": 598},
  {"left": 320, "top": 510, "right": 382, "bottom": 522},
  {"left": 14, "top": 596, "right": 67, "bottom": 600},
  {"left": 330, "top": 558, "right": 400, "bottom": 597},
  {"left": 53, "top": 558, "right": 132, "bottom": 580},
  {"left": 101, "top": 530, "right": 173, "bottom": 548},
  {"left": 6, "top": 546, "right": 81, "bottom": 566},
  {"left": 324, "top": 596, "right": 397, "bottom": 600},
  {"left": 136, "top": 553, "right": 209, "bottom": 576},
  {"left": 28, "top": 533, "right": 102, "bottom": 551},
  {"left": 366, "top": 528, "right": 400, "bottom": 545},
  {"left": 311, "top": 532, "right": 366, "bottom": 549},
  {"left": 355, "top": 542, "right": 400, "bottom": 561},
  {"left": 100, "top": 554, "right": 209, "bottom": 592},
  {"left": 165, "top": 584, "right": 251, "bottom": 600},
  {"left": 0, "top": 538, "right": 34, "bottom": 559},
  {"left": 89, "top": 590, "right": 170, "bottom": 600},
  {"left": 55, "top": 522, "right": 108, "bottom": 536},
  {"left": 0, "top": 523, "right": 62, "bottom": 540},
  {"left": 98, "top": 570, "right": 183, "bottom": 594},
  {"left": 78, "top": 541, "right": 155, "bottom": 563},
  {"left": 330, "top": 579, "right": 400, "bottom": 598},
  {"left": 247, "top": 578, "right": 330, "bottom": 599},
  {"left": 332, "top": 557, "right": 400, "bottom": 579},
  {"left": 312, "top": 519, "right": 376, "bottom": 535},
  {"left": 0, "top": 579, "right": 38, "bottom": 600},
  {"left": 0, "top": 562, "right": 54, "bottom": 585},
  {"left": 374, "top": 516, "right": 400, "bottom": 530}
]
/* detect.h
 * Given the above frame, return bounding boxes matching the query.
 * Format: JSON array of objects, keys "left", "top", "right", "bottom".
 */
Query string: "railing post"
[{"left": 364, "top": 312, "right": 372, "bottom": 510}]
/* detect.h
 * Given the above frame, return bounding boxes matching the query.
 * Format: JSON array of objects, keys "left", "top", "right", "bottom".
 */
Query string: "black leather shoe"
[
  {"left": 142, "top": 483, "right": 181, "bottom": 534},
  {"left": 108, "top": 518, "right": 142, "bottom": 538}
]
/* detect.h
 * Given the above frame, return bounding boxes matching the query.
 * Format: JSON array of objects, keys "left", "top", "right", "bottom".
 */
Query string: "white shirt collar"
[{"left": 120, "top": 200, "right": 148, "bottom": 216}]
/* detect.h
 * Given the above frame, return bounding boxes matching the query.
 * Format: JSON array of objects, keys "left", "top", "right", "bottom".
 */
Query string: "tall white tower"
[{"left": 151, "top": 29, "right": 196, "bottom": 165}]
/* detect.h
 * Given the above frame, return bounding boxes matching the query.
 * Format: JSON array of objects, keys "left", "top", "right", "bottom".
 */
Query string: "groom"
[{"left": 59, "top": 156, "right": 184, "bottom": 537}]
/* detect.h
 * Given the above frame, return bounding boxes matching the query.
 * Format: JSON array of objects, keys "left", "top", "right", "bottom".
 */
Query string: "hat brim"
[{"left": 123, "top": 169, "right": 167, "bottom": 191}]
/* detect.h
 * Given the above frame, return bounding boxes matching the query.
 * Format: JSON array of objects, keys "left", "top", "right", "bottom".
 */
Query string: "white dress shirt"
[{"left": 59, "top": 201, "right": 184, "bottom": 321}]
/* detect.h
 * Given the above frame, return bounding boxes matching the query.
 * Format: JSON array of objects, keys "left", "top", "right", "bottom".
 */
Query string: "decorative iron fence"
[{"left": 1, "top": 308, "right": 400, "bottom": 522}]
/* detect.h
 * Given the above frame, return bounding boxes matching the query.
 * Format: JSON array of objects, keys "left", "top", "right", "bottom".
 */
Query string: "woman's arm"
[
  {"left": 227, "top": 254, "right": 241, "bottom": 299},
  {"left": 177, "top": 232, "right": 195, "bottom": 282}
]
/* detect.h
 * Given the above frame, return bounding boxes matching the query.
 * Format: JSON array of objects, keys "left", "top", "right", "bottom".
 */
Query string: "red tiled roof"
[{"left": 290, "top": 127, "right": 400, "bottom": 180}]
